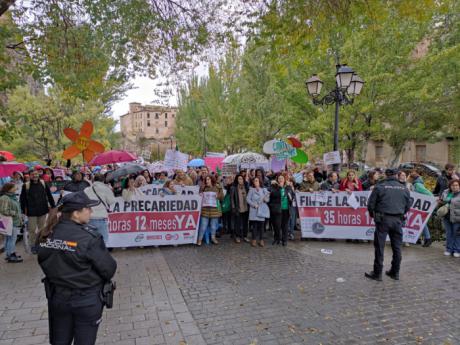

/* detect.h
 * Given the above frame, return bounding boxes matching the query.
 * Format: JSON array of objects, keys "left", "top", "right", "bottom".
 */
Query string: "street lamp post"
[
  {"left": 201, "top": 118, "right": 208, "bottom": 157},
  {"left": 306, "top": 63, "right": 364, "bottom": 171}
]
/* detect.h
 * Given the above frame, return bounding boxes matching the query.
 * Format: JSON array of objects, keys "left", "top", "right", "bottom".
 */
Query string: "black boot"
[
  {"left": 422, "top": 239, "right": 432, "bottom": 247},
  {"left": 364, "top": 271, "right": 382, "bottom": 281},
  {"left": 385, "top": 270, "right": 399, "bottom": 280},
  {"left": 7, "top": 253, "right": 23, "bottom": 263},
  {"left": 272, "top": 239, "right": 280, "bottom": 245}
]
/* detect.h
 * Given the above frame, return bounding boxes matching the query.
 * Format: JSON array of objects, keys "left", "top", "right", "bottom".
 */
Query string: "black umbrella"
[{"left": 107, "top": 164, "right": 146, "bottom": 181}]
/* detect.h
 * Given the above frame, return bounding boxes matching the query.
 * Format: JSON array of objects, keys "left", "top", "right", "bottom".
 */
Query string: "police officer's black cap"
[
  {"left": 58, "top": 191, "right": 100, "bottom": 212},
  {"left": 385, "top": 168, "right": 398, "bottom": 176}
]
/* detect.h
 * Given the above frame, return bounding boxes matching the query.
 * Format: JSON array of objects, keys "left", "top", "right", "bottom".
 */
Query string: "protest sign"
[
  {"left": 53, "top": 169, "right": 65, "bottom": 178},
  {"left": 0, "top": 215, "right": 13, "bottom": 236},
  {"left": 296, "top": 191, "right": 437, "bottom": 243},
  {"left": 164, "top": 149, "right": 188, "bottom": 172},
  {"left": 221, "top": 164, "right": 238, "bottom": 177},
  {"left": 263, "top": 139, "right": 296, "bottom": 159},
  {"left": 270, "top": 156, "right": 286, "bottom": 173},
  {"left": 107, "top": 194, "right": 202, "bottom": 247},
  {"left": 148, "top": 162, "right": 165, "bottom": 174},
  {"left": 323, "top": 151, "right": 341, "bottom": 165},
  {"left": 202, "top": 192, "right": 217, "bottom": 207},
  {"left": 139, "top": 184, "right": 199, "bottom": 196},
  {"left": 204, "top": 157, "right": 224, "bottom": 172}
]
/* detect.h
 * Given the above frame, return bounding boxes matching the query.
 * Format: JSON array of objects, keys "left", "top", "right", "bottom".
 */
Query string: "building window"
[
  {"left": 165, "top": 121, "right": 168, "bottom": 127},
  {"left": 416, "top": 144, "right": 426, "bottom": 162},
  {"left": 147, "top": 113, "right": 150, "bottom": 118},
  {"left": 165, "top": 113, "right": 168, "bottom": 119},
  {"left": 147, "top": 121, "right": 150, "bottom": 127},
  {"left": 156, "top": 128, "right": 159, "bottom": 134},
  {"left": 375, "top": 144, "right": 384, "bottom": 161},
  {"left": 172, "top": 113, "right": 175, "bottom": 118},
  {"left": 155, "top": 113, "right": 159, "bottom": 119}
]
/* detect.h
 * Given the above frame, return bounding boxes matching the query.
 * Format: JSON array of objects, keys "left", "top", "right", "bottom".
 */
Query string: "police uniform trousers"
[
  {"left": 373, "top": 215, "right": 403, "bottom": 275},
  {"left": 49, "top": 285, "right": 103, "bottom": 345}
]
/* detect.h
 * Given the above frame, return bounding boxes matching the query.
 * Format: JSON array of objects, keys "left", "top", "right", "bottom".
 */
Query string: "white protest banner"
[
  {"left": 202, "top": 192, "right": 217, "bottom": 207},
  {"left": 139, "top": 184, "right": 163, "bottom": 196},
  {"left": 107, "top": 194, "right": 202, "bottom": 247},
  {"left": 347, "top": 193, "right": 360, "bottom": 210},
  {"left": 296, "top": 191, "right": 437, "bottom": 244},
  {"left": 163, "top": 149, "right": 188, "bottom": 172},
  {"left": 175, "top": 185, "right": 199, "bottom": 195},
  {"left": 323, "top": 151, "right": 341, "bottom": 166},
  {"left": 139, "top": 184, "right": 199, "bottom": 196}
]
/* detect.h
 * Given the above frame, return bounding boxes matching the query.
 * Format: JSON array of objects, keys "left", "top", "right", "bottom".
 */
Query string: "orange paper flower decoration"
[{"left": 62, "top": 121, "right": 105, "bottom": 162}]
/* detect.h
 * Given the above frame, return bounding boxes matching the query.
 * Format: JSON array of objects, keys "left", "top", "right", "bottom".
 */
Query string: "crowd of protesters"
[{"left": 0, "top": 156, "right": 459, "bottom": 262}]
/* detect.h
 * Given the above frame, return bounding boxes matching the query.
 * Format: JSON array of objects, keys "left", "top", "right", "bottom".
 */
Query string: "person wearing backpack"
[
  {"left": 84, "top": 174, "right": 116, "bottom": 245},
  {"left": 20, "top": 170, "right": 56, "bottom": 254}
]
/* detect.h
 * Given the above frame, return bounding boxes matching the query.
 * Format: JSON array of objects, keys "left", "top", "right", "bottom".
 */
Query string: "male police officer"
[
  {"left": 365, "top": 168, "right": 411, "bottom": 281},
  {"left": 37, "top": 191, "right": 117, "bottom": 345}
]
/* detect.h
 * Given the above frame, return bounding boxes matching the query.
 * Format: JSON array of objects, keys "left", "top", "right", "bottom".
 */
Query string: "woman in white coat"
[{"left": 247, "top": 177, "right": 270, "bottom": 247}]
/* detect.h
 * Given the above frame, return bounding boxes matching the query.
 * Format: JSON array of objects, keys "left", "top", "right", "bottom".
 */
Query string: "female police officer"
[{"left": 37, "top": 191, "right": 117, "bottom": 345}]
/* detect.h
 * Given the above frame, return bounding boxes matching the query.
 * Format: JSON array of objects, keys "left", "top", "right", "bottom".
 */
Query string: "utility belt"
[
  {"left": 42, "top": 279, "right": 116, "bottom": 308},
  {"left": 374, "top": 212, "right": 404, "bottom": 223}
]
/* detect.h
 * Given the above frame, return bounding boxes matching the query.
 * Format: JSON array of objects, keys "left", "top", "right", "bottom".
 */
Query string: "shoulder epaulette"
[{"left": 81, "top": 225, "right": 100, "bottom": 238}]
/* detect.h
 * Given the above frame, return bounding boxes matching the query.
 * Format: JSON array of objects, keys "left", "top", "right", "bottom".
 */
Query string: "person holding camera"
[{"left": 37, "top": 191, "right": 117, "bottom": 345}]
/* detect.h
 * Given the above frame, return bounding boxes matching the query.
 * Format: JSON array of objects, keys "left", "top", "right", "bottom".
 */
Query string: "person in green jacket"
[
  {"left": 409, "top": 171, "right": 433, "bottom": 247},
  {"left": 0, "top": 183, "right": 24, "bottom": 262}
]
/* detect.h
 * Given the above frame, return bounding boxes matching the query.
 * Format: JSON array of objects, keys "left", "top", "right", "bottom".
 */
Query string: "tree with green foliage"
[
  {"left": 176, "top": 0, "right": 459, "bottom": 163},
  {"left": 4, "top": 85, "right": 119, "bottom": 162}
]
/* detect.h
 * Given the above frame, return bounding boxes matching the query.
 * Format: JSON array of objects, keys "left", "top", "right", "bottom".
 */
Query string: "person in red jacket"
[{"left": 339, "top": 170, "right": 363, "bottom": 192}]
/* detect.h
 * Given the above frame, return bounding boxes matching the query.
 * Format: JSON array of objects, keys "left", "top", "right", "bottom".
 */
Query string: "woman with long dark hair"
[
  {"left": 230, "top": 174, "right": 250, "bottom": 243},
  {"left": 269, "top": 174, "right": 294, "bottom": 246}
]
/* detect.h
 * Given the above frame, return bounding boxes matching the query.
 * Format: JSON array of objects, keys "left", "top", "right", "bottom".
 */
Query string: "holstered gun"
[
  {"left": 374, "top": 212, "right": 384, "bottom": 223},
  {"left": 101, "top": 281, "right": 116, "bottom": 309}
]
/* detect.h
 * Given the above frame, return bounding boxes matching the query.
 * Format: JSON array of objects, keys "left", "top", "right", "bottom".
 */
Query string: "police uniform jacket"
[
  {"left": 38, "top": 219, "right": 117, "bottom": 290},
  {"left": 367, "top": 176, "right": 411, "bottom": 217}
]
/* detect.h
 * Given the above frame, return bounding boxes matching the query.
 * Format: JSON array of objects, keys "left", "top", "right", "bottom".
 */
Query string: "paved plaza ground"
[{"left": 0, "top": 236, "right": 459, "bottom": 345}]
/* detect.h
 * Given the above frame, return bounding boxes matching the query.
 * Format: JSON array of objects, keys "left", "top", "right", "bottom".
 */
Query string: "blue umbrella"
[
  {"left": 188, "top": 158, "right": 205, "bottom": 167},
  {"left": 25, "top": 161, "right": 41, "bottom": 168}
]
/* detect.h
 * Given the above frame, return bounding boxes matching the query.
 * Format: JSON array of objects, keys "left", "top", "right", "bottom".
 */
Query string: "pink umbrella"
[
  {"left": 0, "top": 151, "right": 15, "bottom": 161},
  {"left": 0, "top": 162, "right": 27, "bottom": 178},
  {"left": 89, "top": 150, "right": 137, "bottom": 165}
]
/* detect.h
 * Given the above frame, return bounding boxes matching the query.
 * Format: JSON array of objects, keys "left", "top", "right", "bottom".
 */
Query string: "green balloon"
[{"left": 291, "top": 149, "right": 308, "bottom": 164}]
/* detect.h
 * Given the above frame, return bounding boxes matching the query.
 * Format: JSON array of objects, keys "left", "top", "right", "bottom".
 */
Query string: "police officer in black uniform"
[
  {"left": 37, "top": 191, "right": 117, "bottom": 345},
  {"left": 365, "top": 168, "right": 411, "bottom": 281}
]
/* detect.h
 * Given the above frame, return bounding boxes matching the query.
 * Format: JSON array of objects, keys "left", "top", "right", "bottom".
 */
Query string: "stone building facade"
[
  {"left": 365, "top": 138, "right": 457, "bottom": 168},
  {"left": 120, "top": 102, "right": 178, "bottom": 159}
]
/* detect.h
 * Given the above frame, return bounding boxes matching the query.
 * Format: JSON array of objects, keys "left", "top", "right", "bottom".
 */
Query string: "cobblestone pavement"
[{"left": 0, "top": 236, "right": 459, "bottom": 345}]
